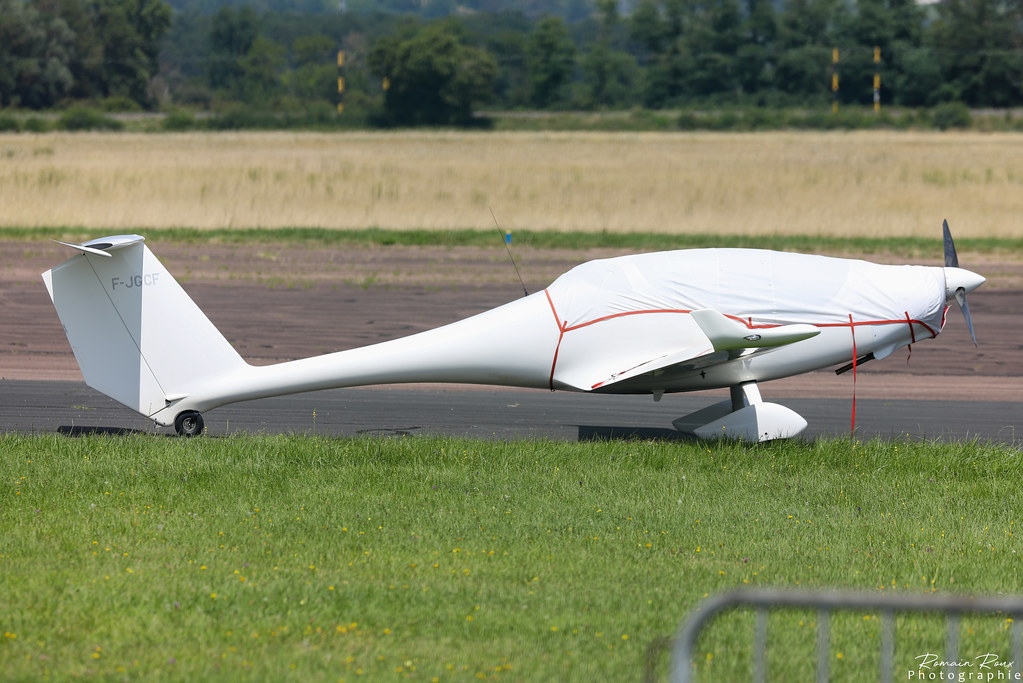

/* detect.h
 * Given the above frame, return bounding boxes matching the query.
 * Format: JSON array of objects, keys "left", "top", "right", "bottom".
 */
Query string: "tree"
[
  {"left": 0, "top": 0, "right": 74, "bottom": 108},
  {"left": 629, "top": 0, "right": 668, "bottom": 57},
  {"left": 685, "top": 0, "right": 744, "bottom": 96},
  {"left": 737, "top": 0, "right": 776, "bottom": 95},
  {"left": 774, "top": 44, "right": 831, "bottom": 99},
  {"left": 774, "top": 0, "right": 844, "bottom": 101},
  {"left": 834, "top": 0, "right": 926, "bottom": 106},
  {"left": 777, "top": 0, "right": 843, "bottom": 48},
  {"left": 892, "top": 46, "right": 945, "bottom": 106},
  {"left": 745, "top": 0, "right": 776, "bottom": 48},
  {"left": 32, "top": 0, "right": 101, "bottom": 100},
  {"left": 208, "top": 6, "right": 258, "bottom": 93},
  {"left": 290, "top": 34, "right": 336, "bottom": 103},
  {"left": 527, "top": 16, "right": 576, "bottom": 107},
  {"left": 582, "top": 0, "right": 639, "bottom": 107},
  {"left": 461, "top": 9, "right": 533, "bottom": 107},
  {"left": 630, "top": 0, "right": 688, "bottom": 106},
  {"left": 368, "top": 23, "right": 497, "bottom": 125},
  {"left": 31, "top": 0, "right": 172, "bottom": 107},
  {"left": 92, "top": 0, "right": 173, "bottom": 104},
  {"left": 582, "top": 42, "right": 639, "bottom": 107},
  {"left": 237, "top": 35, "right": 286, "bottom": 103},
  {"left": 293, "top": 33, "right": 334, "bottom": 67},
  {"left": 927, "top": 0, "right": 1023, "bottom": 107}
]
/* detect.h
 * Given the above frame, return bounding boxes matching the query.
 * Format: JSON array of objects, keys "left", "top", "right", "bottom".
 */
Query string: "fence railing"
[{"left": 670, "top": 588, "right": 1023, "bottom": 683}]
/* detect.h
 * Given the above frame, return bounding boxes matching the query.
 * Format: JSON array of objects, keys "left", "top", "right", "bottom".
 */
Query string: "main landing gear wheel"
[{"left": 174, "top": 411, "right": 204, "bottom": 437}]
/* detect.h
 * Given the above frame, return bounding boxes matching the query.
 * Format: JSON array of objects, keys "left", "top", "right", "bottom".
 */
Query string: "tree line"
[
  {"left": 2, "top": 0, "right": 1022, "bottom": 124},
  {"left": 1, "top": 0, "right": 172, "bottom": 109}
]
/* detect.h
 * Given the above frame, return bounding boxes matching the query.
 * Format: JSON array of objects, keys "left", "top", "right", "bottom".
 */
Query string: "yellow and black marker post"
[
  {"left": 337, "top": 50, "right": 345, "bottom": 114},
  {"left": 873, "top": 46, "right": 881, "bottom": 112},
  {"left": 831, "top": 47, "right": 840, "bottom": 114}
]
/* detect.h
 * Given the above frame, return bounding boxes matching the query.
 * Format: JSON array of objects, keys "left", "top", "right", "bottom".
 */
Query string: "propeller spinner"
[{"left": 942, "top": 219, "right": 984, "bottom": 345}]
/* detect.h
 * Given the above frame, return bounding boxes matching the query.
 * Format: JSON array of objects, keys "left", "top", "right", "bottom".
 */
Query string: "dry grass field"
[{"left": 1, "top": 130, "right": 1022, "bottom": 238}]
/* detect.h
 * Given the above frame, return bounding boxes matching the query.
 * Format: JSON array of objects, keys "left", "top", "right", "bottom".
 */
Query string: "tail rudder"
[{"left": 42, "top": 235, "right": 247, "bottom": 421}]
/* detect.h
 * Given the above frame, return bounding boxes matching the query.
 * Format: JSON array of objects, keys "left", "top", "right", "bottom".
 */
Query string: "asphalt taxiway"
[{"left": 2, "top": 379, "right": 1019, "bottom": 444}]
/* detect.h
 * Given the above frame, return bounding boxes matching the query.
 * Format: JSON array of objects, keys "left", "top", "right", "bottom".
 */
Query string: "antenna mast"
[{"left": 490, "top": 208, "right": 528, "bottom": 297}]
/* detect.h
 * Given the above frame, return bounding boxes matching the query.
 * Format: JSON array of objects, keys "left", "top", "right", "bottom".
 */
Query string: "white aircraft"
[{"left": 42, "top": 222, "right": 983, "bottom": 441}]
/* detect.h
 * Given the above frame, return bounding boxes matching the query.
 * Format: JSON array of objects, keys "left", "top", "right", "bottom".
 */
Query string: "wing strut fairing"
[
  {"left": 41, "top": 222, "right": 984, "bottom": 440},
  {"left": 671, "top": 382, "right": 808, "bottom": 441}
]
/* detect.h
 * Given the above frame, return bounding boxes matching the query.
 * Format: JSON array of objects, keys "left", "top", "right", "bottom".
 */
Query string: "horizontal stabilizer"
[
  {"left": 690, "top": 309, "right": 819, "bottom": 352},
  {"left": 53, "top": 234, "right": 145, "bottom": 258},
  {"left": 54, "top": 240, "right": 113, "bottom": 258}
]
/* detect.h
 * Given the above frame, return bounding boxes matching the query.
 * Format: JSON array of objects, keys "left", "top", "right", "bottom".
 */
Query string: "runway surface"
[{"left": 3, "top": 379, "right": 1019, "bottom": 445}]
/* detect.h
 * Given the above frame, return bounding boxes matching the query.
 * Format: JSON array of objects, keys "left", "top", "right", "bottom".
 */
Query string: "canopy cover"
[{"left": 546, "top": 249, "right": 946, "bottom": 332}]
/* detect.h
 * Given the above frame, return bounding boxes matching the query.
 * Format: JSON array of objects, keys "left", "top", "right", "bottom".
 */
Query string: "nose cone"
[{"left": 944, "top": 267, "right": 985, "bottom": 301}]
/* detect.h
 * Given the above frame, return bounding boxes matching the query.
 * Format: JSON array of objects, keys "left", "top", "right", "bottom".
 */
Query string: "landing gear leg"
[{"left": 174, "top": 411, "right": 205, "bottom": 437}]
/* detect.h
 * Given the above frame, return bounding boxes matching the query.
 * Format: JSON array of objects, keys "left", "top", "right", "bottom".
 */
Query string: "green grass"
[
  {"left": 1, "top": 433, "right": 1021, "bottom": 681},
  {"left": 4, "top": 225, "right": 1022, "bottom": 257}
]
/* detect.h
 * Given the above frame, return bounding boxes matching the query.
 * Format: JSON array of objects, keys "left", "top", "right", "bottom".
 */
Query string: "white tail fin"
[{"left": 42, "top": 235, "right": 247, "bottom": 419}]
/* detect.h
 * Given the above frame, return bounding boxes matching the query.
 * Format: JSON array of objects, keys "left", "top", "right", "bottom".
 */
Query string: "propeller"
[{"left": 942, "top": 219, "right": 984, "bottom": 346}]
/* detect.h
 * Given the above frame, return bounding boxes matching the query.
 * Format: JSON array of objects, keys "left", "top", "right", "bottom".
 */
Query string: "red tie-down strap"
[
  {"left": 905, "top": 311, "right": 916, "bottom": 364},
  {"left": 844, "top": 312, "right": 933, "bottom": 434},
  {"left": 544, "top": 290, "right": 567, "bottom": 391},
  {"left": 849, "top": 314, "right": 858, "bottom": 435}
]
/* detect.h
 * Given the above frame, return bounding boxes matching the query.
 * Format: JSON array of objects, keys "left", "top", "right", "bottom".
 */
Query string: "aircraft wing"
[
  {"left": 557, "top": 309, "right": 820, "bottom": 393},
  {"left": 582, "top": 346, "right": 719, "bottom": 391}
]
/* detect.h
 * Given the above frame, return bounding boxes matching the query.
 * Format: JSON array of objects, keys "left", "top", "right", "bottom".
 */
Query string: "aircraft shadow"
[
  {"left": 58, "top": 425, "right": 153, "bottom": 437},
  {"left": 576, "top": 425, "right": 696, "bottom": 443}
]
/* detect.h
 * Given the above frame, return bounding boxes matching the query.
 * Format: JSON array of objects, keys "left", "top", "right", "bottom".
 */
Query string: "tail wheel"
[{"left": 174, "top": 411, "right": 205, "bottom": 437}]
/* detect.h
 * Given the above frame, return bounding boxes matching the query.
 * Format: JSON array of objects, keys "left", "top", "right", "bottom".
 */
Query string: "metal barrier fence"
[{"left": 670, "top": 589, "right": 1023, "bottom": 683}]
